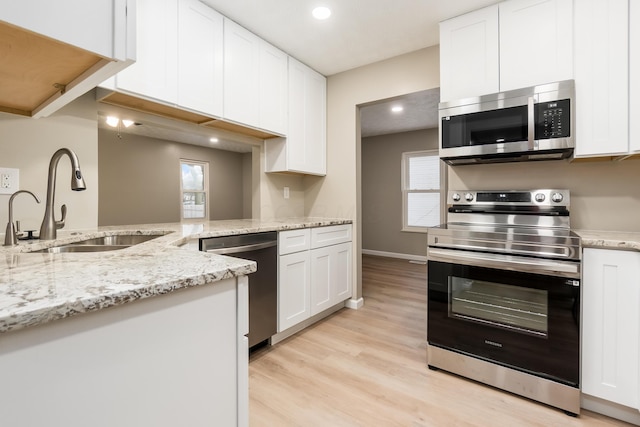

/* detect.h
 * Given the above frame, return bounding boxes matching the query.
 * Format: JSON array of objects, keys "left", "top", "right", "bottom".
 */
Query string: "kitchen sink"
[{"left": 32, "top": 233, "right": 165, "bottom": 253}]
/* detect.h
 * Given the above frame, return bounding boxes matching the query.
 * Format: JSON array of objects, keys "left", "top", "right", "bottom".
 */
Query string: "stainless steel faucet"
[
  {"left": 4, "top": 190, "right": 40, "bottom": 246},
  {"left": 39, "top": 148, "right": 86, "bottom": 240}
]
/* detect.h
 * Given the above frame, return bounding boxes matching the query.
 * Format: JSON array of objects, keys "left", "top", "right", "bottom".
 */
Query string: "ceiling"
[
  {"left": 200, "top": 0, "right": 499, "bottom": 76},
  {"left": 101, "top": 0, "right": 500, "bottom": 146},
  {"left": 359, "top": 88, "right": 441, "bottom": 138}
]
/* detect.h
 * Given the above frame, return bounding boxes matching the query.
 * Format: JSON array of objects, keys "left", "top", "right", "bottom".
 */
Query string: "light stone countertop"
[
  {"left": 0, "top": 217, "right": 352, "bottom": 334},
  {"left": 575, "top": 230, "right": 640, "bottom": 252}
]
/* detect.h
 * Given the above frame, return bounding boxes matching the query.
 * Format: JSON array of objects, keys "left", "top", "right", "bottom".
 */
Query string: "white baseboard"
[
  {"left": 346, "top": 297, "right": 364, "bottom": 310},
  {"left": 270, "top": 303, "right": 345, "bottom": 346},
  {"left": 581, "top": 394, "right": 640, "bottom": 425},
  {"left": 362, "top": 249, "right": 427, "bottom": 262}
]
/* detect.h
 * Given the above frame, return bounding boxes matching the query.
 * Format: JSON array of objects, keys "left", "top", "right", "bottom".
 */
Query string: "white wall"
[
  {"left": 0, "top": 92, "right": 98, "bottom": 234},
  {"left": 254, "top": 145, "right": 305, "bottom": 220},
  {"left": 308, "top": 46, "right": 440, "bottom": 300},
  {"left": 449, "top": 158, "right": 640, "bottom": 231},
  {"left": 362, "top": 129, "right": 439, "bottom": 258}
]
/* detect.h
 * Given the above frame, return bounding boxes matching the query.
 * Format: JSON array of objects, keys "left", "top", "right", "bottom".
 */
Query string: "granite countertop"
[
  {"left": 0, "top": 217, "right": 351, "bottom": 334},
  {"left": 575, "top": 230, "right": 640, "bottom": 252}
]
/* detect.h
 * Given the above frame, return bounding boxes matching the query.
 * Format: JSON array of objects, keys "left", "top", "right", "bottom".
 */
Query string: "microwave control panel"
[{"left": 535, "top": 98, "right": 571, "bottom": 140}]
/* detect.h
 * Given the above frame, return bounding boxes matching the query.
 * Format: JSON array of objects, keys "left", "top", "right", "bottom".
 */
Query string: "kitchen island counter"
[{"left": 0, "top": 217, "right": 351, "bottom": 334}]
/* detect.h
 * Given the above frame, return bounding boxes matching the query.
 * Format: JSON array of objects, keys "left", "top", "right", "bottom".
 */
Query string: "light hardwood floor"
[{"left": 249, "top": 255, "right": 633, "bottom": 426}]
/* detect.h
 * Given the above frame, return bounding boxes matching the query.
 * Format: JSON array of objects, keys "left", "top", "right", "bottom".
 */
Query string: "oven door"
[{"left": 427, "top": 258, "right": 580, "bottom": 387}]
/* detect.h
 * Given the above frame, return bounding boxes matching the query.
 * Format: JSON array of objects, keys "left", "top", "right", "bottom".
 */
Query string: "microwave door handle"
[{"left": 528, "top": 96, "right": 535, "bottom": 150}]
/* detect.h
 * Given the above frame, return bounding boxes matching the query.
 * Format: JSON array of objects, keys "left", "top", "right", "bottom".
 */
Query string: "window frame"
[
  {"left": 401, "top": 149, "right": 442, "bottom": 233},
  {"left": 179, "top": 159, "right": 209, "bottom": 221}
]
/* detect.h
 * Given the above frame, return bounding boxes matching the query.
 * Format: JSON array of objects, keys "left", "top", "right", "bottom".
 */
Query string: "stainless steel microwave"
[{"left": 439, "top": 80, "right": 575, "bottom": 165}]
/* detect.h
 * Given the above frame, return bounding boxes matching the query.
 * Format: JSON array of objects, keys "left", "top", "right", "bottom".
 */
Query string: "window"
[
  {"left": 180, "top": 160, "right": 208, "bottom": 220},
  {"left": 402, "top": 150, "right": 441, "bottom": 232}
]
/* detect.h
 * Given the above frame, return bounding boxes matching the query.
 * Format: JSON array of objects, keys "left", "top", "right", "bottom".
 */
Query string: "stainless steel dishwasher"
[{"left": 199, "top": 232, "right": 277, "bottom": 349}]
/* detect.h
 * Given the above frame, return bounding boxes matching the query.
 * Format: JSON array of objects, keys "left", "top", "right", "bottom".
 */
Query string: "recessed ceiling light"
[
  {"left": 391, "top": 106, "right": 404, "bottom": 113},
  {"left": 105, "top": 116, "right": 119, "bottom": 127},
  {"left": 312, "top": 6, "right": 331, "bottom": 20},
  {"left": 121, "top": 119, "right": 135, "bottom": 128},
  {"left": 210, "top": 137, "right": 219, "bottom": 143}
]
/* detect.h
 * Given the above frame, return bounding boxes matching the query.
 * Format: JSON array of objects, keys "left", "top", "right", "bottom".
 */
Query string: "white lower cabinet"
[
  {"left": 278, "top": 225, "right": 352, "bottom": 333},
  {"left": 310, "top": 242, "right": 352, "bottom": 316},
  {"left": 278, "top": 250, "right": 311, "bottom": 332},
  {"left": 582, "top": 248, "right": 640, "bottom": 410},
  {"left": 0, "top": 277, "right": 248, "bottom": 427}
]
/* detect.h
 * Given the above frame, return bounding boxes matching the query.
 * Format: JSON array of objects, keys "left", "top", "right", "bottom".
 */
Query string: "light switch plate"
[
  {"left": 0, "top": 167, "right": 19, "bottom": 195},
  {"left": 284, "top": 187, "right": 290, "bottom": 199}
]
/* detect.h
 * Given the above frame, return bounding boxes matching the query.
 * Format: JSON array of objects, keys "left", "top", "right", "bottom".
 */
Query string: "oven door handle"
[{"left": 427, "top": 247, "right": 580, "bottom": 278}]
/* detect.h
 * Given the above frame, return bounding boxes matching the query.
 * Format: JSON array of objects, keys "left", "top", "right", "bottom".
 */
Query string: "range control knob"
[
  {"left": 465, "top": 192, "right": 474, "bottom": 202},
  {"left": 551, "top": 192, "right": 564, "bottom": 203},
  {"left": 452, "top": 193, "right": 461, "bottom": 202},
  {"left": 534, "top": 193, "right": 546, "bottom": 202}
]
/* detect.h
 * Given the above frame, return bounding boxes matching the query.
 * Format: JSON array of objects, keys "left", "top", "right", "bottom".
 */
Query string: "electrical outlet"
[
  {"left": 0, "top": 167, "right": 19, "bottom": 195},
  {"left": 284, "top": 187, "right": 290, "bottom": 199}
]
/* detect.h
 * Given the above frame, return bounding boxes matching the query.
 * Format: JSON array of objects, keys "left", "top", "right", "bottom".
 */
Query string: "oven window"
[{"left": 448, "top": 277, "right": 548, "bottom": 337}]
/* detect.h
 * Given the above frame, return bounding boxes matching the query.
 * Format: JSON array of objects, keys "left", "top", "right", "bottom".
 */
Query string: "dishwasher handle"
[{"left": 204, "top": 240, "right": 277, "bottom": 255}]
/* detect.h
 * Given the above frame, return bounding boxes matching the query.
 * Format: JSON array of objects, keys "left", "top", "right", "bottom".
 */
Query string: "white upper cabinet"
[
  {"left": 113, "top": 0, "right": 226, "bottom": 117},
  {"left": 259, "top": 42, "right": 289, "bottom": 135},
  {"left": 265, "top": 57, "right": 327, "bottom": 176},
  {"left": 223, "top": 19, "right": 261, "bottom": 127},
  {"left": 439, "top": 0, "right": 573, "bottom": 102},
  {"left": 499, "top": 0, "right": 573, "bottom": 91},
  {"left": 0, "top": 0, "right": 135, "bottom": 117},
  {"left": 116, "top": 0, "right": 179, "bottom": 104},
  {"left": 178, "top": 0, "right": 224, "bottom": 117},
  {"left": 574, "top": 0, "right": 629, "bottom": 158},
  {"left": 629, "top": 1, "right": 640, "bottom": 153},
  {"left": 439, "top": 5, "right": 499, "bottom": 102},
  {"left": 223, "top": 18, "right": 288, "bottom": 134}
]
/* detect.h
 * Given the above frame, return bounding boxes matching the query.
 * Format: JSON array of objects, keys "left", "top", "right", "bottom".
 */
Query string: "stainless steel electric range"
[{"left": 427, "top": 189, "right": 581, "bottom": 415}]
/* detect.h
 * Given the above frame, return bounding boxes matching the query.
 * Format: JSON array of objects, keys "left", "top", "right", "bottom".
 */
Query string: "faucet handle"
[{"left": 55, "top": 204, "right": 67, "bottom": 230}]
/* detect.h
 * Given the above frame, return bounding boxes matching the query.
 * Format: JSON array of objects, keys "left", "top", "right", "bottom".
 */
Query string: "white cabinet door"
[
  {"left": 499, "top": 0, "right": 573, "bottom": 91},
  {"left": 178, "top": 0, "right": 224, "bottom": 117},
  {"left": 278, "top": 251, "right": 311, "bottom": 332},
  {"left": 310, "top": 242, "right": 352, "bottom": 316},
  {"left": 439, "top": 5, "right": 499, "bottom": 102},
  {"left": 574, "top": 0, "right": 629, "bottom": 158},
  {"left": 267, "top": 57, "right": 326, "bottom": 175},
  {"left": 259, "top": 41, "right": 288, "bottom": 135},
  {"left": 223, "top": 18, "right": 261, "bottom": 127},
  {"left": 333, "top": 242, "right": 353, "bottom": 303},
  {"left": 303, "top": 65, "right": 327, "bottom": 175},
  {"left": 117, "top": 0, "right": 178, "bottom": 103},
  {"left": 630, "top": 0, "right": 640, "bottom": 153},
  {"left": 582, "top": 248, "right": 640, "bottom": 409},
  {"left": 310, "top": 245, "right": 332, "bottom": 315}
]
